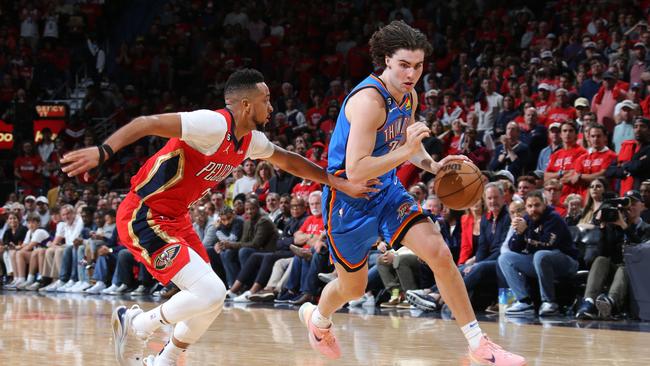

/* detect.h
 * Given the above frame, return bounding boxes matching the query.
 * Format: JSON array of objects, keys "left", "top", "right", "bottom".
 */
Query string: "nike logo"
[
  {"left": 389, "top": 107, "right": 397, "bottom": 113},
  {"left": 485, "top": 354, "right": 496, "bottom": 363}
]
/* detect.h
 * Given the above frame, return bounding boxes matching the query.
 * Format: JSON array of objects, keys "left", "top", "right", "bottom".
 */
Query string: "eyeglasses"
[{"left": 590, "top": 185, "right": 604, "bottom": 189}]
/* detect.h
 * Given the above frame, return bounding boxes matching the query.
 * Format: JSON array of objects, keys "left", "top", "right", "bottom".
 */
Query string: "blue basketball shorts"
[{"left": 322, "top": 181, "right": 427, "bottom": 272}]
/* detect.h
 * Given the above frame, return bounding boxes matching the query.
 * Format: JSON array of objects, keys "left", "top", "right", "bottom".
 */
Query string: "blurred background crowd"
[{"left": 1, "top": 0, "right": 650, "bottom": 321}]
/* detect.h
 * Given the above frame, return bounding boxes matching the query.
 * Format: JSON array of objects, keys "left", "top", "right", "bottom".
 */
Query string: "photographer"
[{"left": 576, "top": 190, "right": 650, "bottom": 320}]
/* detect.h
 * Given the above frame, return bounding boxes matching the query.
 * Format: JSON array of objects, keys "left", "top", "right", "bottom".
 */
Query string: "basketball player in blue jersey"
[{"left": 298, "top": 21, "right": 526, "bottom": 366}]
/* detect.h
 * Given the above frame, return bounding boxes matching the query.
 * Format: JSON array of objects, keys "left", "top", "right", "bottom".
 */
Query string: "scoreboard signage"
[
  {"left": 34, "top": 103, "right": 68, "bottom": 142},
  {"left": 0, "top": 119, "right": 14, "bottom": 149}
]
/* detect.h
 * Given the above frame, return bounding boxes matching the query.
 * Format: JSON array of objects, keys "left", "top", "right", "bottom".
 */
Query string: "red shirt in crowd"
[
  {"left": 545, "top": 106, "right": 577, "bottom": 126},
  {"left": 299, "top": 215, "right": 325, "bottom": 238},
  {"left": 617, "top": 140, "right": 640, "bottom": 195},
  {"left": 292, "top": 180, "right": 322, "bottom": 200},
  {"left": 546, "top": 144, "right": 587, "bottom": 201},
  {"left": 14, "top": 154, "right": 43, "bottom": 192},
  {"left": 573, "top": 147, "right": 617, "bottom": 197}
]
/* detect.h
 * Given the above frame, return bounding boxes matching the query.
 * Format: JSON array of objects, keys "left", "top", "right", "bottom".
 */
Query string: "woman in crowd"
[
  {"left": 1, "top": 213, "right": 28, "bottom": 289},
  {"left": 253, "top": 161, "right": 275, "bottom": 207},
  {"left": 579, "top": 177, "right": 607, "bottom": 227}
]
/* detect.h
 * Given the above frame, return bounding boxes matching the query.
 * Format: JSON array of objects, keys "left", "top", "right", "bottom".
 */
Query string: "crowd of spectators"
[{"left": 2, "top": 0, "right": 650, "bottom": 321}]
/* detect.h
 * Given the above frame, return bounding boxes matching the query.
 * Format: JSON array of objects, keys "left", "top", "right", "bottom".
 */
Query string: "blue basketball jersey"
[{"left": 326, "top": 74, "right": 413, "bottom": 199}]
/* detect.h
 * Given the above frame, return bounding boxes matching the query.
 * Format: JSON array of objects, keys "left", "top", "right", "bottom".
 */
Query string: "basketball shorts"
[
  {"left": 116, "top": 192, "right": 210, "bottom": 285},
  {"left": 322, "top": 181, "right": 427, "bottom": 272}
]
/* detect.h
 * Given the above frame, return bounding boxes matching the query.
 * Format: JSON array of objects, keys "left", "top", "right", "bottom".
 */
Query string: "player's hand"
[
  {"left": 60, "top": 146, "right": 101, "bottom": 180},
  {"left": 433, "top": 155, "right": 470, "bottom": 174},
  {"left": 404, "top": 122, "right": 430, "bottom": 153},
  {"left": 329, "top": 174, "right": 381, "bottom": 199}
]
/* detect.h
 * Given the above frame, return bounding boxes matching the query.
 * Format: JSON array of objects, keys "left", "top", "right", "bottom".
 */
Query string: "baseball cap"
[
  {"left": 574, "top": 97, "right": 589, "bottom": 108},
  {"left": 619, "top": 99, "right": 637, "bottom": 110},
  {"left": 602, "top": 71, "right": 616, "bottom": 79},
  {"left": 494, "top": 170, "right": 515, "bottom": 185},
  {"left": 549, "top": 122, "right": 562, "bottom": 131},
  {"left": 634, "top": 116, "right": 650, "bottom": 126},
  {"left": 625, "top": 190, "right": 642, "bottom": 202},
  {"left": 634, "top": 42, "right": 647, "bottom": 50},
  {"left": 555, "top": 87, "right": 568, "bottom": 95},
  {"left": 546, "top": 33, "right": 557, "bottom": 39},
  {"left": 24, "top": 195, "right": 35, "bottom": 202},
  {"left": 425, "top": 89, "right": 439, "bottom": 98},
  {"left": 530, "top": 57, "right": 541, "bottom": 64},
  {"left": 36, "top": 196, "right": 48, "bottom": 205},
  {"left": 584, "top": 41, "right": 597, "bottom": 49},
  {"left": 540, "top": 50, "right": 553, "bottom": 59},
  {"left": 631, "top": 82, "right": 643, "bottom": 90},
  {"left": 538, "top": 83, "right": 552, "bottom": 91}
]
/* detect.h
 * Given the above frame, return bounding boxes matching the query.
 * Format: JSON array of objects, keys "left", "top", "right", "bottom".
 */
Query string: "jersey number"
[{"left": 388, "top": 140, "right": 400, "bottom": 152}]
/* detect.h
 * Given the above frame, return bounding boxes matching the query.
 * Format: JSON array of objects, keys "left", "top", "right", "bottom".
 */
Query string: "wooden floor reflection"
[{"left": 1, "top": 292, "right": 650, "bottom": 365}]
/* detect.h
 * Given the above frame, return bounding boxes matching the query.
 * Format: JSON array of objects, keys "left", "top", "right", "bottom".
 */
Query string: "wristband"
[
  {"left": 97, "top": 145, "right": 105, "bottom": 165},
  {"left": 102, "top": 144, "right": 115, "bottom": 160}
]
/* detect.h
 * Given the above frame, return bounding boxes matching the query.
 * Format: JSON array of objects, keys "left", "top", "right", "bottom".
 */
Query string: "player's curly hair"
[
  {"left": 224, "top": 68, "right": 265, "bottom": 97},
  {"left": 369, "top": 21, "right": 433, "bottom": 68}
]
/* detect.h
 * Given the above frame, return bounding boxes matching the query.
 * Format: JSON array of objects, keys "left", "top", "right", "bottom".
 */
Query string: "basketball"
[{"left": 434, "top": 159, "right": 484, "bottom": 210}]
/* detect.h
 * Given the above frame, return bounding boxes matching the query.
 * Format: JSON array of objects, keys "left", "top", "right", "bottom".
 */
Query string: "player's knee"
[
  {"left": 429, "top": 242, "right": 454, "bottom": 267},
  {"left": 199, "top": 271, "right": 227, "bottom": 312}
]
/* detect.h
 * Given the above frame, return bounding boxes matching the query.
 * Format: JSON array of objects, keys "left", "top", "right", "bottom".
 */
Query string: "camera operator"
[{"left": 575, "top": 190, "right": 650, "bottom": 320}]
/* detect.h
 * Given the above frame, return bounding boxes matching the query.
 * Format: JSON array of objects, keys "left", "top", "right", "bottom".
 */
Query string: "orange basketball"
[{"left": 433, "top": 159, "right": 484, "bottom": 210}]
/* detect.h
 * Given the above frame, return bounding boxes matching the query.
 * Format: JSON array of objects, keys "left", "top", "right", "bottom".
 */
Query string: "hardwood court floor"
[{"left": 1, "top": 292, "right": 650, "bottom": 366}]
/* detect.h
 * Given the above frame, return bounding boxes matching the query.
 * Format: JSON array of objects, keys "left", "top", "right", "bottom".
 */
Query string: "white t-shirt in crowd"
[
  {"left": 25, "top": 228, "right": 50, "bottom": 246},
  {"left": 55, "top": 216, "right": 84, "bottom": 246}
]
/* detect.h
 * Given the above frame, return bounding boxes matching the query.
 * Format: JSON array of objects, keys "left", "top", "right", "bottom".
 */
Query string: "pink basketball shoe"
[
  {"left": 468, "top": 335, "right": 527, "bottom": 366},
  {"left": 298, "top": 303, "right": 341, "bottom": 359}
]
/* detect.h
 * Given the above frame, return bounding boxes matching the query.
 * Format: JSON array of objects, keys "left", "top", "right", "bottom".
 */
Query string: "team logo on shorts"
[
  {"left": 154, "top": 244, "right": 181, "bottom": 270},
  {"left": 397, "top": 202, "right": 411, "bottom": 221}
]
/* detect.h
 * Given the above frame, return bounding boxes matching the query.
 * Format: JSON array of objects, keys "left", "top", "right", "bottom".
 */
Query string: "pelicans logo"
[
  {"left": 154, "top": 244, "right": 182, "bottom": 270},
  {"left": 397, "top": 202, "right": 411, "bottom": 220}
]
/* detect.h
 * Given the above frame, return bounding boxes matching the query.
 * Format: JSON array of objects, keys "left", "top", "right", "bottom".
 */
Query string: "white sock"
[
  {"left": 311, "top": 307, "right": 332, "bottom": 329},
  {"left": 156, "top": 340, "right": 187, "bottom": 366},
  {"left": 133, "top": 305, "right": 169, "bottom": 335},
  {"left": 461, "top": 320, "right": 483, "bottom": 351},
  {"left": 26, "top": 274, "right": 34, "bottom": 282}
]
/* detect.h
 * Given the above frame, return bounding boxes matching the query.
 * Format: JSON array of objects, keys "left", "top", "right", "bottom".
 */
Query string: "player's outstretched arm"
[
  {"left": 345, "top": 89, "right": 428, "bottom": 183},
  {"left": 61, "top": 113, "right": 181, "bottom": 177},
  {"left": 265, "top": 146, "right": 380, "bottom": 199}
]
